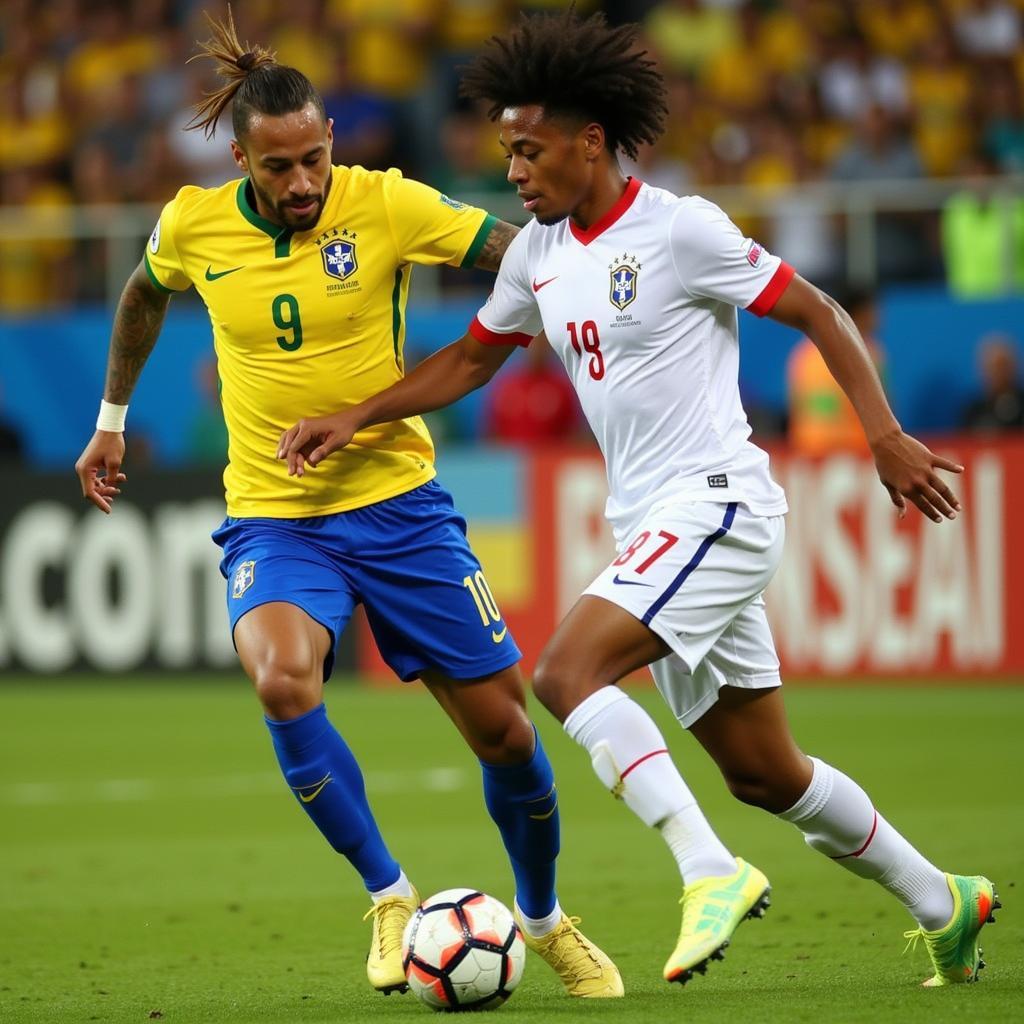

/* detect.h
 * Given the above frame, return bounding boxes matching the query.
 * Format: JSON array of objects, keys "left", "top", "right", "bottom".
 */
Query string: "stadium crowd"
[
  {"left": 3, "top": 1, "right": 1024, "bottom": 300},
  {"left": 0, "top": 0, "right": 1022, "bottom": 457}
]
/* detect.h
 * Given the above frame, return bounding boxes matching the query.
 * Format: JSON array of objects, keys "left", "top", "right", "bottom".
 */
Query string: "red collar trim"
[{"left": 568, "top": 177, "right": 642, "bottom": 246}]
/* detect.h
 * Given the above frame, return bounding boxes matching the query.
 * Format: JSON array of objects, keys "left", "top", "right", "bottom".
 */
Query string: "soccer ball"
[{"left": 402, "top": 888, "right": 526, "bottom": 1012}]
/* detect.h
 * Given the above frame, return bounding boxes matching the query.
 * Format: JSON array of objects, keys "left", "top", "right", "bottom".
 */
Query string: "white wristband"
[{"left": 96, "top": 400, "right": 128, "bottom": 432}]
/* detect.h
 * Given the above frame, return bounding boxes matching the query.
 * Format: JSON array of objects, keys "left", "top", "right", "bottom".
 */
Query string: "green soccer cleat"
[
  {"left": 663, "top": 857, "right": 771, "bottom": 985},
  {"left": 514, "top": 909, "right": 624, "bottom": 997},
  {"left": 363, "top": 886, "right": 420, "bottom": 994},
  {"left": 903, "top": 874, "right": 999, "bottom": 987}
]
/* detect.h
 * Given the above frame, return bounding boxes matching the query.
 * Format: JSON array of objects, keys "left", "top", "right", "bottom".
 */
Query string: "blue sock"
[
  {"left": 265, "top": 703, "right": 400, "bottom": 892},
  {"left": 480, "top": 727, "right": 560, "bottom": 919}
]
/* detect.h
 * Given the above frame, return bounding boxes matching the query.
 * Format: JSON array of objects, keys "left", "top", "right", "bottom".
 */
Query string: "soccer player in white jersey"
[{"left": 278, "top": 9, "right": 998, "bottom": 989}]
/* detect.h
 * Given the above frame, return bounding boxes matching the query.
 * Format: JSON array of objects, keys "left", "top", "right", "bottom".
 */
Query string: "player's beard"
[
  {"left": 278, "top": 194, "right": 324, "bottom": 230},
  {"left": 251, "top": 178, "right": 324, "bottom": 230}
]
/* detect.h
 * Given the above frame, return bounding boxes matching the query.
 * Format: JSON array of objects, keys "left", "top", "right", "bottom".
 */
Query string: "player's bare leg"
[
  {"left": 533, "top": 596, "right": 767, "bottom": 984},
  {"left": 423, "top": 666, "right": 622, "bottom": 997},
  {"left": 691, "top": 685, "right": 998, "bottom": 984},
  {"left": 236, "top": 603, "right": 416, "bottom": 995}
]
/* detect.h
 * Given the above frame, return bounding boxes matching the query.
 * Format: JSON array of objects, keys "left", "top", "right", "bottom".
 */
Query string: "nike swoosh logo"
[
  {"left": 491, "top": 626, "right": 508, "bottom": 643},
  {"left": 532, "top": 276, "right": 558, "bottom": 292},
  {"left": 205, "top": 264, "right": 244, "bottom": 281},
  {"left": 294, "top": 773, "right": 331, "bottom": 803},
  {"left": 612, "top": 574, "right": 654, "bottom": 586},
  {"left": 526, "top": 784, "right": 557, "bottom": 820},
  {"left": 528, "top": 802, "right": 558, "bottom": 821}
]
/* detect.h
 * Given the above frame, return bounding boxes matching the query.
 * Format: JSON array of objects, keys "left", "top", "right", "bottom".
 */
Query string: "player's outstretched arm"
[
  {"left": 768, "top": 274, "right": 962, "bottom": 523},
  {"left": 74, "top": 260, "right": 172, "bottom": 513},
  {"left": 278, "top": 331, "right": 518, "bottom": 476}
]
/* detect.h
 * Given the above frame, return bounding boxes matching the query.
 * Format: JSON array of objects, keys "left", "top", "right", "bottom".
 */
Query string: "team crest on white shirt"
[{"left": 609, "top": 253, "right": 641, "bottom": 311}]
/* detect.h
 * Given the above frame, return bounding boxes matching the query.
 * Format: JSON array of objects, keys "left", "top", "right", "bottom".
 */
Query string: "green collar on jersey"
[{"left": 236, "top": 178, "right": 294, "bottom": 259}]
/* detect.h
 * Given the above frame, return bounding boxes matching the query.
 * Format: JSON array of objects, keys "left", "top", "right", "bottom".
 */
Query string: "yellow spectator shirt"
[{"left": 144, "top": 165, "right": 495, "bottom": 518}]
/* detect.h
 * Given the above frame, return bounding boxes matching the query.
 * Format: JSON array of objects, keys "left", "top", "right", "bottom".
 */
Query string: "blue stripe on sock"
[{"left": 641, "top": 502, "right": 738, "bottom": 626}]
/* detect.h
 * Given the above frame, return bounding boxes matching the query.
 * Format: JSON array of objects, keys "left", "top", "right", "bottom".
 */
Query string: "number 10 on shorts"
[{"left": 463, "top": 571, "right": 506, "bottom": 638}]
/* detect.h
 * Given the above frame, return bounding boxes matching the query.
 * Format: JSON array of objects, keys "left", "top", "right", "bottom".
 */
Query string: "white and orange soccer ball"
[{"left": 401, "top": 888, "right": 526, "bottom": 1012}]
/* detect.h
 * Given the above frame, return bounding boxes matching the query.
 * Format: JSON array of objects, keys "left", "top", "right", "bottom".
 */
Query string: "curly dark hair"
[{"left": 459, "top": 8, "right": 667, "bottom": 162}]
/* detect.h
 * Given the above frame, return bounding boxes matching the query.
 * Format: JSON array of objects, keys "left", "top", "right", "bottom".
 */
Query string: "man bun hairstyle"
[
  {"left": 459, "top": 7, "right": 667, "bottom": 161},
  {"left": 186, "top": 5, "right": 325, "bottom": 140}
]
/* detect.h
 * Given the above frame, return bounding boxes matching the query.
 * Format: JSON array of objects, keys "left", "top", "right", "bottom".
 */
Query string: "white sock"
[
  {"left": 778, "top": 757, "right": 953, "bottom": 930},
  {"left": 564, "top": 686, "right": 735, "bottom": 883},
  {"left": 370, "top": 869, "right": 414, "bottom": 902},
  {"left": 515, "top": 899, "right": 563, "bottom": 938}
]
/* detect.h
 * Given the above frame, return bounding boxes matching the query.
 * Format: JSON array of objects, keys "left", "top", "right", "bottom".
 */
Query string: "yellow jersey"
[{"left": 144, "top": 165, "right": 495, "bottom": 518}]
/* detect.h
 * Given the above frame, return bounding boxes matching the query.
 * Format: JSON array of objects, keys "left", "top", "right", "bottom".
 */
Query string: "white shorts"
[{"left": 584, "top": 501, "right": 786, "bottom": 728}]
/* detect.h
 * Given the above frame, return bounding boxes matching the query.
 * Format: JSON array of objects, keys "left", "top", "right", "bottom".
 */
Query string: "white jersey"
[{"left": 471, "top": 178, "right": 792, "bottom": 543}]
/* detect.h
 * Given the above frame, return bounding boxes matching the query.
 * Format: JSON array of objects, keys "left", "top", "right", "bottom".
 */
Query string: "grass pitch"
[{"left": 1, "top": 678, "right": 1021, "bottom": 1024}]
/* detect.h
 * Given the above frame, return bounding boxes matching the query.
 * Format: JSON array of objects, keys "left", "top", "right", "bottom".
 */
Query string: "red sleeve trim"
[
  {"left": 469, "top": 315, "right": 532, "bottom": 348},
  {"left": 746, "top": 261, "right": 795, "bottom": 317}
]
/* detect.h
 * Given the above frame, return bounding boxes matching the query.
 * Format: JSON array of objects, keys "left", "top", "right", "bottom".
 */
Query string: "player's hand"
[
  {"left": 277, "top": 412, "right": 359, "bottom": 477},
  {"left": 870, "top": 430, "right": 963, "bottom": 523},
  {"left": 75, "top": 430, "right": 127, "bottom": 514}
]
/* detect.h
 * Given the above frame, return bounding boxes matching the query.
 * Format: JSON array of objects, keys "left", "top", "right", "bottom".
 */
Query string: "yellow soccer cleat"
[
  {"left": 363, "top": 886, "right": 420, "bottom": 994},
  {"left": 904, "top": 873, "right": 999, "bottom": 987},
  {"left": 514, "top": 909, "right": 624, "bottom": 997},
  {"left": 663, "top": 857, "right": 771, "bottom": 984}
]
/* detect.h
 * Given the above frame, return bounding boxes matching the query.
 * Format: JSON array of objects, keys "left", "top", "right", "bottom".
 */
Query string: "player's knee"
[
  {"left": 251, "top": 658, "right": 321, "bottom": 720},
  {"left": 472, "top": 706, "right": 536, "bottom": 765},
  {"left": 531, "top": 653, "right": 582, "bottom": 722},
  {"left": 721, "top": 768, "right": 804, "bottom": 814},
  {"left": 720, "top": 768, "right": 778, "bottom": 811}
]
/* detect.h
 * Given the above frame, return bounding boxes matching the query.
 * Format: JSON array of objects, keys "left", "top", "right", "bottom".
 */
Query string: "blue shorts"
[{"left": 211, "top": 480, "right": 521, "bottom": 683}]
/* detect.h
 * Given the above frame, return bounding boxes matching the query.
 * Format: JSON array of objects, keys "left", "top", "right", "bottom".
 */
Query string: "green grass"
[{"left": 1, "top": 678, "right": 1021, "bottom": 1024}]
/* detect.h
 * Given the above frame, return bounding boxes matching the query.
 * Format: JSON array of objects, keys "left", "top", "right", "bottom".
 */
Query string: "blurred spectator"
[
  {"left": 908, "top": 28, "right": 973, "bottom": 177},
  {"left": 485, "top": 336, "right": 583, "bottom": 447},
  {"left": 981, "top": 66, "right": 1024, "bottom": 174},
  {"left": 322, "top": 52, "right": 400, "bottom": 171},
  {"left": 433, "top": 0, "right": 512, "bottom": 111},
  {"left": 642, "top": 0, "right": 737, "bottom": 78},
  {"left": 953, "top": 0, "right": 1021, "bottom": 59},
  {"left": 787, "top": 289, "right": 884, "bottom": 457},
  {"left": 941, "top": 154, "right": 1024, "bottom": 297},
  {"left": 328, "top": 0, "right": 441, "bottom": 169},
  {"left": 961, "top": 334, "right": 1024, "bottom": 432},
  {"left": 270, "top": 0, "right": 337, "bottom": 92},
  {"left": 855, "top": 0, "right": 937, "bottom": 63},
  {"left": 818, "top": 31, "right": 908, "bottom": 123},
  {"left": 701, "top": 2, "right": 771, "bottom": 115},
  {"left": 831, "top": 105, "right": 931, "bottom": 281},
  {"left": 64, "top": 2, "right": 161, "bottom": 125},
  {"left": 0, "top": 60, "right": 67, "bottom": 173},
  {"left": 0, "top": 167, "right": 73, "bottom": 312},
  {"left": 766, "top": 130, "right": 842, "bottom": 287},
  {"left": 165, "top": 70, "right": 240, "bottom": 189},
  {"left": 80, "top": 74, "right": 155, "bottom": 199},
  {"left": 70, "top": 142, "right": 123, "bottom": 302},
  {"left": 431, "top": 105, "right": 507, "bottom": 199}
]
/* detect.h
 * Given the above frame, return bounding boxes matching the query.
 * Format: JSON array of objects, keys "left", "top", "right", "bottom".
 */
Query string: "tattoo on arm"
[
  {"left": 104, "top": 262, "right": 172, "bottom": 404},
  {"left": 474, "top": 220, "right": 519, "bottom": 272}
]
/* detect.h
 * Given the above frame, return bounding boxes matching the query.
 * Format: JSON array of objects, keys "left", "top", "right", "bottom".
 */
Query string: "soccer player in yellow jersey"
[{"left": 73, "top": 10, "right": 621, "bottom": 1003}]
